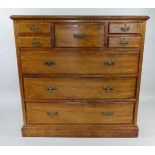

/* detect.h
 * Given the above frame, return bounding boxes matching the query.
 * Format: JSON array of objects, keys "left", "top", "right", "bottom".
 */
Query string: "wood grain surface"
[
  {"left": 26, "top": 102, "right": 134, "bottom": 125},
  {"left": 17, "top": 23, "right": 51, "bottom": 34},
  {"left": 108, "top": 36, "right": 141, "bottom": 48},
  {"left": 24, "top": 77, "right": 136, "bottom": 100},
  {"left": 18, "top": 37, "right": 52, "bottom": 47},
  {"left": 55, "top": 23, "right": 105, "bottom": 47},
  {"left": 109, "top": 22, "right": 142, "bottom": 34},
  {"left": 21, "top": 51, "right": 139, "bottom": 75}
]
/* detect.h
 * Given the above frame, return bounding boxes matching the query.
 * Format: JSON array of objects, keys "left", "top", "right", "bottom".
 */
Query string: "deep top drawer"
[
  {"left": 109, "top": 23, "right": 142, "bottom": 34},
  {"left": 55, "top": 23, "right": 105, "bottom": 47},
  {"left": 17, "top": 23, "right": 51, "bottom": 34}
]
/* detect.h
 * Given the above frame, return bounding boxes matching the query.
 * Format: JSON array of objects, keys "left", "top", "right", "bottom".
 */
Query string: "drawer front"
[
  {"left": 109, "top": 23, "right": 142, "bottom": 34},
  {"left": 109, "top": 37, "right": 141, "bottom": 48},
  {"left": 24, "top": 78, "right": 136, "bottom": 100},
  {"left": 55, "top": 23, "right": 105, "bottom": 47},
  {"left": 26, "top": 102, "right": 134, "bottom": 125},
  {"left": 17, "top": 23, "right": 51, "bottom": 34},
  {"left": 21, "top": 51, "right": 139, "bottom": 75},
  {"left": 18, "top": 37, "right": 52, "bottom": 48}
]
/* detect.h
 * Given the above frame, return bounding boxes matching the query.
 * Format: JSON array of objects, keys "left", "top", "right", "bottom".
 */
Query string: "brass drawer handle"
[
  {"left": 102, "top": 112, "right": 113, "bottom": 117},
  {"left": 73, "top": 24, "right": 80, "bottom": 27},
  {"left": 47, "top": 111, "right": 58, "bottom": 116},
  {"left": 104, "top": 61, "right": 115, "bottom": 66},
  {"left": 47, "top": 87, "right": 57, "bottom": 93},
  {"left": 73, "top": 24, "right": 80, "bottom": 28},
  {"left": 73, "top": 34, "right": 86, "bottom": 39},
  {"left": 120, "top": 24, "right": 130, "bottom": 32},
  {"left": 32, "top": 39, "right": 40, "bottom": 47},
  {"left": 30, "top": 25, "right": 39, "bottom": 33},
  {"left": 103, "top": 87, "right": 113, "bottom": 93},
  {"left": 44, "top": 60, "right": 56, "bottom": 66},
  {"left": 120, "top": 39, "right": 128, "bottom": 45}
]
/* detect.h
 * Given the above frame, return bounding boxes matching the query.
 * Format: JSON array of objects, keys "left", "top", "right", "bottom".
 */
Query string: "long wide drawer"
[
  {"left": 26, "top": 102, "right": 134, "bottom": 125},
  {"left": 21, "top": 51, "right": 139, "bottom": 75},
  {"left": 24, "top": 78, "right": 136, "bottom": 100}
]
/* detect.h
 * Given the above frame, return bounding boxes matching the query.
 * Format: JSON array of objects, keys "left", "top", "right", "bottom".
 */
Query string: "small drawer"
[
  {"left": 18, "top": 37, "right": 52, "bottom": 48},
  {"left": 24, "top": 77, "right": 136, "bottom": 100},
  {"left": 55, "top": 23, "right": 105, "bottom": 47},
  {"left": 109, "top": 23, "right": 142, "bottom": 34},
  {"left": 108, "top": 37, "right": 141, "bottom": 48},
  {"left": 21, "top": 51, "right": 139, "bottom": 75},
  {"left": 26, "top": 102, "right": 134, "bottom": 125},
  {"left": 17, "top": 23, "right": 51, "bottom": 34}
]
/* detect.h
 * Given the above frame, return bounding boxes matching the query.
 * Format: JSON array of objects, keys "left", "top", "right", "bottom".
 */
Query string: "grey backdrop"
[{"left": 0, "top": 8, "right": 155, "bottom": 145}]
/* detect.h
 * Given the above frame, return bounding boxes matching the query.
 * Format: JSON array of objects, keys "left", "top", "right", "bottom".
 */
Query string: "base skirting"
[{"left": 22, "top": 124, "right": 138, "bottom": 137}]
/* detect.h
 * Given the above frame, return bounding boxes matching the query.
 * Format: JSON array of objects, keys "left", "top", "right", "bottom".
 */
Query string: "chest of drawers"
[{"left": 11, "top": 15, "right": 149, "bottom": 137}]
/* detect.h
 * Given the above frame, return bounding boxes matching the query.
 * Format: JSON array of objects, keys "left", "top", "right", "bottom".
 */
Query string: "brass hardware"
[
  {"left": 72, "top": 25, "right": 80, "bottom": 30},
  {"left": 101, "top": 112, "right": 113, "bottom": 117},
  {"left": 32, "top": 39, "right": 40, "bottom": 47},
  {"left": 30, "top": 25, "right": 39, "bottom": 33},
  {"left": 73, "top": 34, "right": 86, "bottom": 39},
  {"left": 104, "top": 61, "right": 115, "bottom": 66},
  {"left": 103, "top": 87, "right": 113, "bottom": 93},
  {"left": 47, "top": 87, "right": 57, "bottom": 93},
  {"left": 44, "top": 60, "right": 56, "bottom": 66},
  {"left": 120, "top": 39, "right": 128, "bottom": 45},
  {"left": 47, "top": 111, "right": 58, "bottom": 116},
  {"left": 73, "top": 24, "right": 80, "bottom": 28},
  {"left": 120, "top": 24, "right": 130, "bottom": 32}
]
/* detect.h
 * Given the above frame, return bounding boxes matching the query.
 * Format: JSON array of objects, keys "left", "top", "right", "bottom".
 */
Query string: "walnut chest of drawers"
[{"left": 11, "top": 15, "right": 149, "bottom": 137}]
